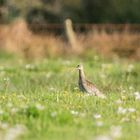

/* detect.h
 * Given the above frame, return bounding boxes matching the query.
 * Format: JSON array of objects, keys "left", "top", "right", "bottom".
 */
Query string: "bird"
[{"left": 76, "top": 64, "right": 106, "bottom": 98}]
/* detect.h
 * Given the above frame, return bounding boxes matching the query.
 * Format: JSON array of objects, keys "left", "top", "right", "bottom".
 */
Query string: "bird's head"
[{"left": 76, "top": 64, "right": 83, "bottom": 70}]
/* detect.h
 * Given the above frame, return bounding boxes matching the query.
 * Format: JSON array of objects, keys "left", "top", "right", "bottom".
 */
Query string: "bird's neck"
[{"left": 79, "top": 69, "right": 85, "bottom": 81}]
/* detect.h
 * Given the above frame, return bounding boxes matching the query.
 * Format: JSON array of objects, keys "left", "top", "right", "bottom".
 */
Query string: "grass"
[{"left": 0, "top": 53, "right": 140, "bottom": 140}]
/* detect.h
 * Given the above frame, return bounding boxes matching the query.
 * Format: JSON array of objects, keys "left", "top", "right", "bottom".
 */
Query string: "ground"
[{"left": 0, "top": 52, "right": 140, "bottom": 140}]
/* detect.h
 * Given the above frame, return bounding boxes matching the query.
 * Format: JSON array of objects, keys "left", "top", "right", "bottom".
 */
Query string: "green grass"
[{"left": 0, "top": 53, "right": 140, "bottom": 140}]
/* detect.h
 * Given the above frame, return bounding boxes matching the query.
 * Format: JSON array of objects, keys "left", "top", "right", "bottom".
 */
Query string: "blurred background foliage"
[{"left": 0, "top": 0, "right": 140, "bottom": 24}]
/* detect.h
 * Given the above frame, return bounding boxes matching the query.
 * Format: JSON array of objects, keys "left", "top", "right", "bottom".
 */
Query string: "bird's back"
[{"left": 79, "top": 78, "right": 106, "bottom": 98}]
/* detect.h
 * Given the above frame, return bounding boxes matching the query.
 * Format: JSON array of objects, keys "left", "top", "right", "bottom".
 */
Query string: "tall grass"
[{"left": 0, "top": 19, "right": 140, "bottom": 60}]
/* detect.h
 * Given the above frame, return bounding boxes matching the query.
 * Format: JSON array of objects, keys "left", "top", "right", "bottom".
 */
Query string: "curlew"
[{"left": 76, "top": 64, "right": 106, "bottom": 98}]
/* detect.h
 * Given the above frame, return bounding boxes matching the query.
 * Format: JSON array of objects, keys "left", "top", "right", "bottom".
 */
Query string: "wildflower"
[
  {"left": 115, "top": 99, "right": 122, "bottom": 104},
  {"left": 94, "top": 114, "right": 101, "bottom": 119},
  {"left": 117, "top": 106, "right": 136, "bottom": 115},
  {"left": 25, "top": 64, "right": 35, "bottom": 70},
  {"left": 121, "top": 117, "right": 130, "bottom": 122},
  {"left": 133, "top": 91, "right": 140, "bottom": 100},
  {"left": 35, "top": 104, "right": 45, "bottom": 111},
  {"left": 133, "top": 91, "right": 140, "bottom": 96},
  {"left": 121, "top": 95, "right": 126, "bottom": 100},
  {"left": 122, "top": 90, "right": 126, "bottom": 93},
  {"left": 51, "top": 112, "right": 57, "bottom": 117},
  {"left": 129, "top": 86, "right": 133, "bottom": 90},
  {"left": 95, "top": 135, "right": 111, "bottom": 140},
  {"left": 117, "top": 107, "right": 127, "bottom": 114},
  {"left": 49, "top": 87, "right": 55, "bottom": 91},
  {"left": 4, "top": 77, "right": 10, "bottom": 81},
  {"left": 46, "top": 72, "right": 53, "bottom": 78},
  {"left": 96, "top": 121, "right": 103, "bottom": 127},
  {"left": 74, "top": 87, "right": 79, "bottom": 90},
  {"left": 4, "top": 124, "right": 27, "bottom": 140},
  {"left": 127, "top": 64, "right": 134, "bottom": 72},
  {"left": 11, "top": 108, "right": 19, "bottom": 114},
  {"left": 110, "top": 125, "right": 122, "bottom": 138},
  {"left": 128, "top": 108, "right": 136, "bottom": 113},
  {"left": 0, "top": 122, "right": 9, "bottom": 129},
  {"left": 71, "top": 110, "right": 79, "bottom": 116}
]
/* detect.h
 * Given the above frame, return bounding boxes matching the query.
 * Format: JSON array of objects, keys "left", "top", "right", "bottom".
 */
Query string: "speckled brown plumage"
[{"left": 76, "top": 64, "right": 106, "bottom": 98}]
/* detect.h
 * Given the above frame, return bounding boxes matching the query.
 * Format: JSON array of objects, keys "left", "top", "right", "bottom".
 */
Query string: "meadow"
[{"left": 0, "top": 52, "right": 140, "bottom": 140}]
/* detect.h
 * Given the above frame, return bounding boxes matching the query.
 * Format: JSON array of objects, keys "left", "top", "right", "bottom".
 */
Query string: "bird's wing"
[
  {"left": 84, "top": 80, "right": 106, "bottom": 99},
  {"left": 83, "top": 80, "right": 97, "bottom": 94}
]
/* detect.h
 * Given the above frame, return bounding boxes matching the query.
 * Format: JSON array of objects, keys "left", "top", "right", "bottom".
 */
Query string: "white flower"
[
  {"left": 95, "top": 135, "right": 112, "bottom": 140},
  {"left": 117, "top": 107, "right": 127, "bottom": 114},
  {"left": 122, "top": 90, "right": 126, "bottom": 93},
  {"left": 46, "top": 72, "right": 53, "bottom": 78},
  {"left": 94, "top": 114, "right": 101, "bottom": 119},
  {"left": 11, "top": 108, "right": 19, "bottom": 114},
  {"left": 115, "top": 99, "right": 122, "bottom": 104},
  {"left": 4, "top": 124, "right": 27, "bottom": 140},
  {"left": 49, "top": 87, "right": 55, "bottom": 91},
  {"left": 110, "top": 125, "right": 122, "bottom": 138},
  {"left": 121, "top": 95, "right": 126, "bottom": 100},
  {"left": 136, "top": 95, "right": 140, "bottom": 100},
  {"left": 128, "top": 108, "right": 136, "bottom": 113},
  {"left": 25, "top": 64, "right": 31, "bottom": 69},
  {"left": 127, "top": 64, "right": 134, "bottom": 72},
  {"left": 36, "top": 104, "right": 45, "bottom": 111},
  {"left": 4, "top": 77, "right": 10, "bottom": 81},
  {"left": 121, "top": 117, "right": 129, "bottom": 122},
  {"left": 74, "top": 87, "right": 79, "bottom": 90},
  {"left": 71, "top": 110, "right": 79, "bottom": 116},
  {"left": 96, "top": 121, "right": 103, "bottom": 127},
  {"left": 0, "top": 122, "right": 9, "bottom": 129},
  {"left": 51, "top": 112, "right": 57, "bottom": 117},
  {"left": 25, "top": 64, "right": 35, "bottom": 70},
  {"left": 134, "top": 91, "right": 140, "bottom": 96},
  {"left": 129, "top": 86, "right": 133, "bottom": 90},
  {"left": 117, "top": 107, "right": 136, "bottom": 115},
  {"left": 133, "top": 91, "right": 140, "bottom": 100}
]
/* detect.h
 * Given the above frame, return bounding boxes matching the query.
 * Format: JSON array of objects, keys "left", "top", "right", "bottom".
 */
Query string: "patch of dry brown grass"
[
  {"left": 79, "top": 30, "right": 140, "bottom": 59},
  {"left": 0, "top": 19, "right": 140, "bottom": 60},
  {"left": 0, "top": 19, "right": 65, "bottom": 58}
]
